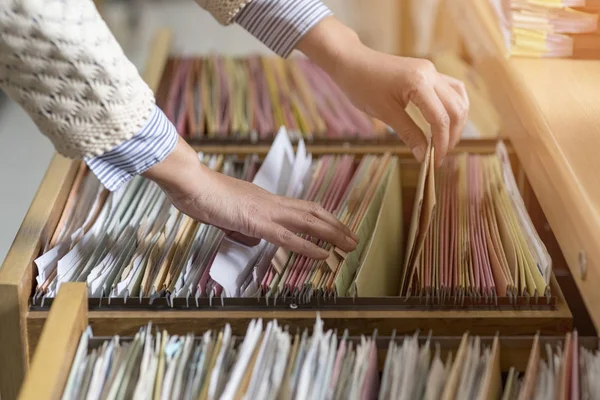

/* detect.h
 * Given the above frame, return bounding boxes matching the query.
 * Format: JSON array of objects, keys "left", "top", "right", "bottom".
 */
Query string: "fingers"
[
  {"left": 388, "top": 109, "right": 429, "bottom": 162},
  {"left": 435, "top": 81, "right": 467, "bottom": 153},
  {"left": 223, "top": 216, "right": 332, "bottom": 260},
  {"left": 411, "top": 85, "right": 450, "bottom": 166},
  {"left": 261, "top": 225, "right": 330, "bottom": 260},
  {"left": 441, "top": 74, "right": 470, "bottom": 106},
  {"left": 408, "top": 70, "right": 470, "bottom": 166},
  {"left": 253, "top": 198, "right": 358, "bottom": 260},
  {"left": 221, "top": 197, "right": 357, "bottom": 259},
  {"left": 276, "top": 209, "right": 357, "bottom": 253},
  {"left": 185, "top": 170, "right": 357, "bottom": 260},
  {"left": 283, "top": 198, "right": 359, "bottom": 242}
]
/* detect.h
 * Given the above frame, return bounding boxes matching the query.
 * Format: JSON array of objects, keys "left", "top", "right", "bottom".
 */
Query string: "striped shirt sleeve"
[
  {"left": 235, "top": 0, "right": 332, "bottom": 58},
  {"left": 85, "top": 105, "right": 178, "bottom": 191}
]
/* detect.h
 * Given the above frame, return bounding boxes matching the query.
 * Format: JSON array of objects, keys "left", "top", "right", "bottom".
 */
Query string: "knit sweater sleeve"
[{"left": 0, "top": 0, "right": 155, "bottom": 159}]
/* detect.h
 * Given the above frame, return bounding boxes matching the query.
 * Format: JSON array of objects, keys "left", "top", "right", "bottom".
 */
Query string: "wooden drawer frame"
[{"left": 0, "top": 27, "right": 580, "bottom": 399}]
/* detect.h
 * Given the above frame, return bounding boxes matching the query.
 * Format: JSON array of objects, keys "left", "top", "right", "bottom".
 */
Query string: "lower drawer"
[{"left": 17, "top": 283, "right": 596, "bottom": 400}]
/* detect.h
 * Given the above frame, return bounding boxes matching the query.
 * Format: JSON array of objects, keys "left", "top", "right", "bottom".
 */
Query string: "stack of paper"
[
  {"left": 155, "top": 56, "right": 390, "bottom": 141},
  {"left": 34, "top": 127, "right": 402, "bottom": 304},
  {"left": 60, "top": 317, "right": 512, "bottom": 400},
  {"left": 400, "top": 141, "right": 552, "bottom": 303},
  {"left": 490, "top": 0, "right": 600, "bottom": 58}
]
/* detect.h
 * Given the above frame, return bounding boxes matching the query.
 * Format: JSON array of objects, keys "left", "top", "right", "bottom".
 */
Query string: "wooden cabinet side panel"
[
  {"left": 19, "top": 284, "right": 88, "bottom": 400},
  {"left": 0, "top": 155, "right": 78, "bottom": 400}
]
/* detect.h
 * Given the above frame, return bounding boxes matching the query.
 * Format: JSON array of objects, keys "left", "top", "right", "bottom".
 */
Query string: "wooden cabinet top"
[{"left": 506, "top": 57, "right": 600, "bottom": 330}]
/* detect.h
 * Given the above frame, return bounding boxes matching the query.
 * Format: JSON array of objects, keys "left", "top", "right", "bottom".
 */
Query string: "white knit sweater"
[{"left": 0, "top": 0, "right": 250, "bottom": 159}]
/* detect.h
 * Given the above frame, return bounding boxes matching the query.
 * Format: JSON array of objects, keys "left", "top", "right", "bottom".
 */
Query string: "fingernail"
[
  {"left": 350, "top": 232, "right": 359, "bottom": 242},
  {"left": 346, "top": 235, "right": 358, "bottom": 249},
  {"left": 413, "top": 145, "right": 426, "bottom": 163}
]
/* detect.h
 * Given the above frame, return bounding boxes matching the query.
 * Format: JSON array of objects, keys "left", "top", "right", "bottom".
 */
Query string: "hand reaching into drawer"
[
  {"left": 143, "top": 135, "right": 358, "bottom": 261},
  {"left": 297, "top": 16, "right": 470, "bottom": 167}
]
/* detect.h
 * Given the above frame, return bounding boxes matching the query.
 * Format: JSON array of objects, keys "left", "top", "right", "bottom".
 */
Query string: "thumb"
[{"left": 389, "top": 109, "right": 428, "bottom": 162}]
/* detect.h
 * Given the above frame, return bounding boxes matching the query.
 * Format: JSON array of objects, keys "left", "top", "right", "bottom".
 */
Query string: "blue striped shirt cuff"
[
  {"left": 85, "top": 105, "right": 178, "bottom": 191},
  {"left": 235, "top": 0, "right": 332, "bottom": 58}
]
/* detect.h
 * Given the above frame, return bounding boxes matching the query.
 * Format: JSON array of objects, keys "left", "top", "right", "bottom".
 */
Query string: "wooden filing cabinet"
[{"left": 1, "top": 16, "right": 597, "bottom": 399}]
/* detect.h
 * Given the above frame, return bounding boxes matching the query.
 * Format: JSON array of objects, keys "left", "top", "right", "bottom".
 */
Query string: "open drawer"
[{"left": 18, "top": 283, "right": 598, "bottom": 400}]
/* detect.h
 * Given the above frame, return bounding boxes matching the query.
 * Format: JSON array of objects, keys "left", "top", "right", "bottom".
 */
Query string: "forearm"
[
  {"left": 141, "top": 136, "right": 205, "bottom": 198},
  {"left": 295, "top": 16, "right": 364, "bottom": 80},
  {"left": 294, "top": 16, "right": 385, "bottom": 123}
]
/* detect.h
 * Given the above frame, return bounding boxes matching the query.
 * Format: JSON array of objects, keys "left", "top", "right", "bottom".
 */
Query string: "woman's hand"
[
  {"left": 143, "top": 137, "right": 358, "bottom": 260},
  {"left": 297, "top": 17, "right": 470, "bottom": 167}
]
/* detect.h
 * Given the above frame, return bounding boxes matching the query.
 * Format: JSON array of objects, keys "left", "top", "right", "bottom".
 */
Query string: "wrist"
[{"left": 142, "top": 136, "right": 207, "bottom": 198}]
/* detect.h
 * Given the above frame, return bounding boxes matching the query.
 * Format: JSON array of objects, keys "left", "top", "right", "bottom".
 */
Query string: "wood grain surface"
[{"left": 19, "top": 283, "right": 87, "bottom": 400}]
